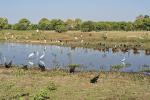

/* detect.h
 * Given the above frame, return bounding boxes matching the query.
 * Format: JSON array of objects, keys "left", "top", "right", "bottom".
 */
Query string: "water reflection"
[{"left": 0, "top": 42, "right": 150, "bottom": 72}]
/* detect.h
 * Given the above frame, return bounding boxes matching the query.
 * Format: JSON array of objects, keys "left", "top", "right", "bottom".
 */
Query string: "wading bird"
[
  {"left": 44, "top": 46, "right": 47, "bottom": 51},
  {"left": 38, "top": 63, "right": 46, "bottom": 71},
  {"left": 90, "top": 74, "right": 100, "bottom": 83},
  {"left": 28, "top": 61, "right": 34, "bottom": 66},
  {"left": 5, "top": 60, "right": 12, "bottom": 68},
  {"left": 121, "top": 57, "right": 126, "bottom": 62},
  {"left": 22, "top": 64, "right": 28, "bottom": 70},
  {"left": 28, "top": 52, "right": 36, "bottom": 59},
  {"left": 39, "top": 60, "right": 45, "bottom": 66},
  {"left": 39, "top": 52, "right": 45, "bottom": 60},
  {"left": 69, "top": 66, "right": 76, "bottom": 73},
  {"left": 74, "top": 37, "right": 78, "bottom": 40}
]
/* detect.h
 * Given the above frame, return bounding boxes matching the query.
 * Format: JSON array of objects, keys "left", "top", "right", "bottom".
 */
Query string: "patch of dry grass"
[
  {"left": 0, "top": 67, "right": 150, "bottom": 99},
  {"left": 0, "top": 30, "right": 150, "bottom": 49}
]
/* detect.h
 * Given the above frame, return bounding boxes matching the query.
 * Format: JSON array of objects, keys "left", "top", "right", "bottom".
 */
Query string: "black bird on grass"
[
  {"left": 90, "top": 74, "right": 100, "bottom": 84},
  {"left": 69, "top": 66, "right": 75, "bottom": 73},
  {"left": 68, "top": 64, "right": 80, "bottom": 73},
  {"left": 38, "top": 63, "right": 46, "bottom": 71},
  {"left": 5, "top": 60, "right": 12, "bottom": 68},
  {"left": 22, "top": 64, "right": 28, "bottom": 70},
  {"left": 20, "top": 93, "right": 29, "bottom": 97}
]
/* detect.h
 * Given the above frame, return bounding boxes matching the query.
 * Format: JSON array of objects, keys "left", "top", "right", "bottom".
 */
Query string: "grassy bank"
[
  {"left": 0, "top": 30, "right": 150, "bottom": 50},
  {"left": 0, "top": 67, "right": 150, "bottom": 99}
]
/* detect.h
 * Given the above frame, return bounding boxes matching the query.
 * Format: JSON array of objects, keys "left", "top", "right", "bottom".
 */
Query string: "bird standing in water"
[
  {"left": 38, "top": 63, "right": 46, "bottom": 71},
  {"left": 5, "top": 60, "right": 12, "bottom": 68},
  {"left": 28, "top": 52, "right": 36, "bottom": 59},
  {"left": 22, "top": 64, "right": 28, "bottom": 70},
  {"left": 39, "top": 51, "right": 45, "bottom": 60},
  {"left": 121, "top": 57, "right": 126, "bottom": 62}
]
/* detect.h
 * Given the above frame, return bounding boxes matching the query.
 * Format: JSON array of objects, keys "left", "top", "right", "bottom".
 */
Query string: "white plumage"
[
  {"left": 81, "top": 40, "right": 84, "bottom": 43},
  {"left": 28, "top": 61, "right": 34, "bottom": 66},
  {"left": 36, "top": 29, "right": 39, "bottom": 33},
  {"left": 121, "top": 57, "right": 126, "bottom": 62},
  {"left": 39, "top": 52, "right": 45, "bottom": 60},
  {"left": 39, "top": 60, "right": 45, "bottom": 66},
  {"left": 36, "top": 51, "right": 39, "bottom": 56},
  {"left": 28, "top": 52, "right": 35, "bottom": 58},
  {"left": 74, "top": 37, "right": 78, "bottom": 40},
  {"left": 44, "top": 46, "right": 47, "bottom": 51}
]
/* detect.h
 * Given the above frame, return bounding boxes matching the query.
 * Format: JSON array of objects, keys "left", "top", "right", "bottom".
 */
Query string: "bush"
[
  {"left": 81, "top": 21, "right": 95, "bottom": 32},
  {"left": 55, "top": 25, "right": 67, "bottom": 33}
]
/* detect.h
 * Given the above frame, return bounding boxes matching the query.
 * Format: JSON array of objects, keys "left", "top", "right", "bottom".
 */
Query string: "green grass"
[
  {"left": 0, "top": 67, "right": 150, "bottom": 99},
  {"left": 0, "top": 30, "right": 150, "bottom": 49}
]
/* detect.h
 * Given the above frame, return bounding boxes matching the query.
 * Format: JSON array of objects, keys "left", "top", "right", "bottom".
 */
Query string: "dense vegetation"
[{"left": 0, "top": 15, "right": 150, "bottom": 33}]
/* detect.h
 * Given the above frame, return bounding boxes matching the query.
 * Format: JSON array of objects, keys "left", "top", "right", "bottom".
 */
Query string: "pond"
[{"left": 0, "top": 42, "right": 150, "bottom": 72}]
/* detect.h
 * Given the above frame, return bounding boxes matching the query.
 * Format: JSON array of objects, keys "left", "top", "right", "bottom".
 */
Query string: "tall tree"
[
  {"left": 74, "top": 18, "right": 82, "bottom": 30},
  {"left": 0, "top": 18, "right": 8, "bottom": 30},
  {"left": 65, "top": 19, "right": 75, "bottom": 30},
  {"left": 13, "top": 18, "right": 31, "bottom": 30},
  {"left": 81, "top": 21, "right": 95, "bottom": 32},
  {"left": 38, "top": 18, "right": 52, "bottom": 30}
]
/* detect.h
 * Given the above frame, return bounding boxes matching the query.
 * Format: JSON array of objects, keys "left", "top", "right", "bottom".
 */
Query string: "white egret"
[
  {"left": 39, "top": 60, "right": 46, "bottom": 66},
  {"left": 28, "top": 52, "right": 36, "bottom": 59},
  {"left": 74, "top": 37, "right": 78, "bottom": 40},
  {"left": 28, "top": 61, "right": 34, "bottom": 66},
  {"left": 39, "top": 52, "right": 45, "bottom": 60},
  {"left": 11, "top": 35, "right": 14, "bottom": 39},
  {"left": 3, "top": 56, "right": 6, "bottom": 63},
  {"left": 121, "top": 57, "right": 126, "bottom": 62},
  {"left": 36, "top": 51, "right": 39, "bottom": 57},
  {"left": 44, "top": 40, "right": 47, "bottom": 43},
  {"left": 36, "top": 29, "right": 39, "bottom": 33},
  {"left": 44, "top": 46, "right": 47, "bottom": 51},
  {"left": 121, "top": 61, "right": 125, "bottom": 66}
]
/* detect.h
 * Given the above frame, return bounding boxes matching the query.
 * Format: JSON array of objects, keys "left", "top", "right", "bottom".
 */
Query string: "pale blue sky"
[{"left": 0, "top": 0, "right": 150, "bottom": 23}]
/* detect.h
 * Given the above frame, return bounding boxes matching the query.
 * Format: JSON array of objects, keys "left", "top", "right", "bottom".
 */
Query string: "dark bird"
[
  {"left": 5, "top": 60, "right": 12, "bottom": 68},
  {"left": 69, "top": 66, "right": 76, "bottom": 73},
  {"left": 20, "top": 93, "right": 29, "bottom": 97},
  {"left": 22, "top": 65, "right": 28, "bottom": 70},
  {"left": 90, "top": 74, "right": 100, "bottom": 83},
  {"left": 38, "top": 63, "right": 46, "bottom": 71}
]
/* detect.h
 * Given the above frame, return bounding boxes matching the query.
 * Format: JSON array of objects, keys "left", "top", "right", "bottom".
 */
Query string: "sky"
[{"left": 0, "top": 0, "right": 150, "bottom": 23}]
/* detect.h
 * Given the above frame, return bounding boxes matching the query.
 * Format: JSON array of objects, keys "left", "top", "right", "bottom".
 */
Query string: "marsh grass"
[
  {"left": 0, "top": 30, "right": 150, "bottom": 49},
  {"left": 111, "top": 64, "right": 131, "bottom": 71}
]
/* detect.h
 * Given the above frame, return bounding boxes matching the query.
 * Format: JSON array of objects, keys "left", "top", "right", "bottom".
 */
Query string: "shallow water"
[{"left": 0, "top": 42, "right": 150, "bottom": 72}]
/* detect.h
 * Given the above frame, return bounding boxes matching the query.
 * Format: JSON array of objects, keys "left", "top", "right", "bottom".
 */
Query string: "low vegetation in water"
[
  {"left": 111, "top": 63, "right": 131, "bottom": 71},
  {"left": 0, "top": 66, "right": 150, "bottom": 99},
  {"left": 140, "top": 64, "right": 150, "bottom": 73}
]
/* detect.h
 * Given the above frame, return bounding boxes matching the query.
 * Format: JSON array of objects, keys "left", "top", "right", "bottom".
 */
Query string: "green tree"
[
  {"left": 38, "top": 18, "right": 52, "bottom": 30},
  {"left": 81, "top": 21, "right": 95, "bottom": 32},
  {"left": 144, "top": 15, "right": 149, "bottom": 18},
  {"left": 65, "top": 19, "right": 75, "bottom": 30},
  {"left": 74, "top": 18, "right": 82, "bottom": 30},
  {"left": 95, "top": 22, "right": 111, "bottom": 31},
  {"left": 55, "top": 24, "right": 67, "bottom": 33},
  {"left": 28, "top": 24, "right": 38, "bottom": 30},
  {"left": 51, "top": 19, "right": 67, "bottom": 32},
  {"left": 0, "top": 18, "right": 8, "bottom": 30},
  {"left": 14, "top": 18, "right": 31, "bottom": 30}
]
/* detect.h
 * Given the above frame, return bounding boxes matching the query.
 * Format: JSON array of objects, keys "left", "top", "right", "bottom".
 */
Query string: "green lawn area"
[{"left": 0, "top": 67, "right": 150, "bottom": 100}]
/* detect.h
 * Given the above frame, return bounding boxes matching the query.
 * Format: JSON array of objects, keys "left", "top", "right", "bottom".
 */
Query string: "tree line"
[{"left": 0, "top": 15, "right": 150, "bottom": 33}]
